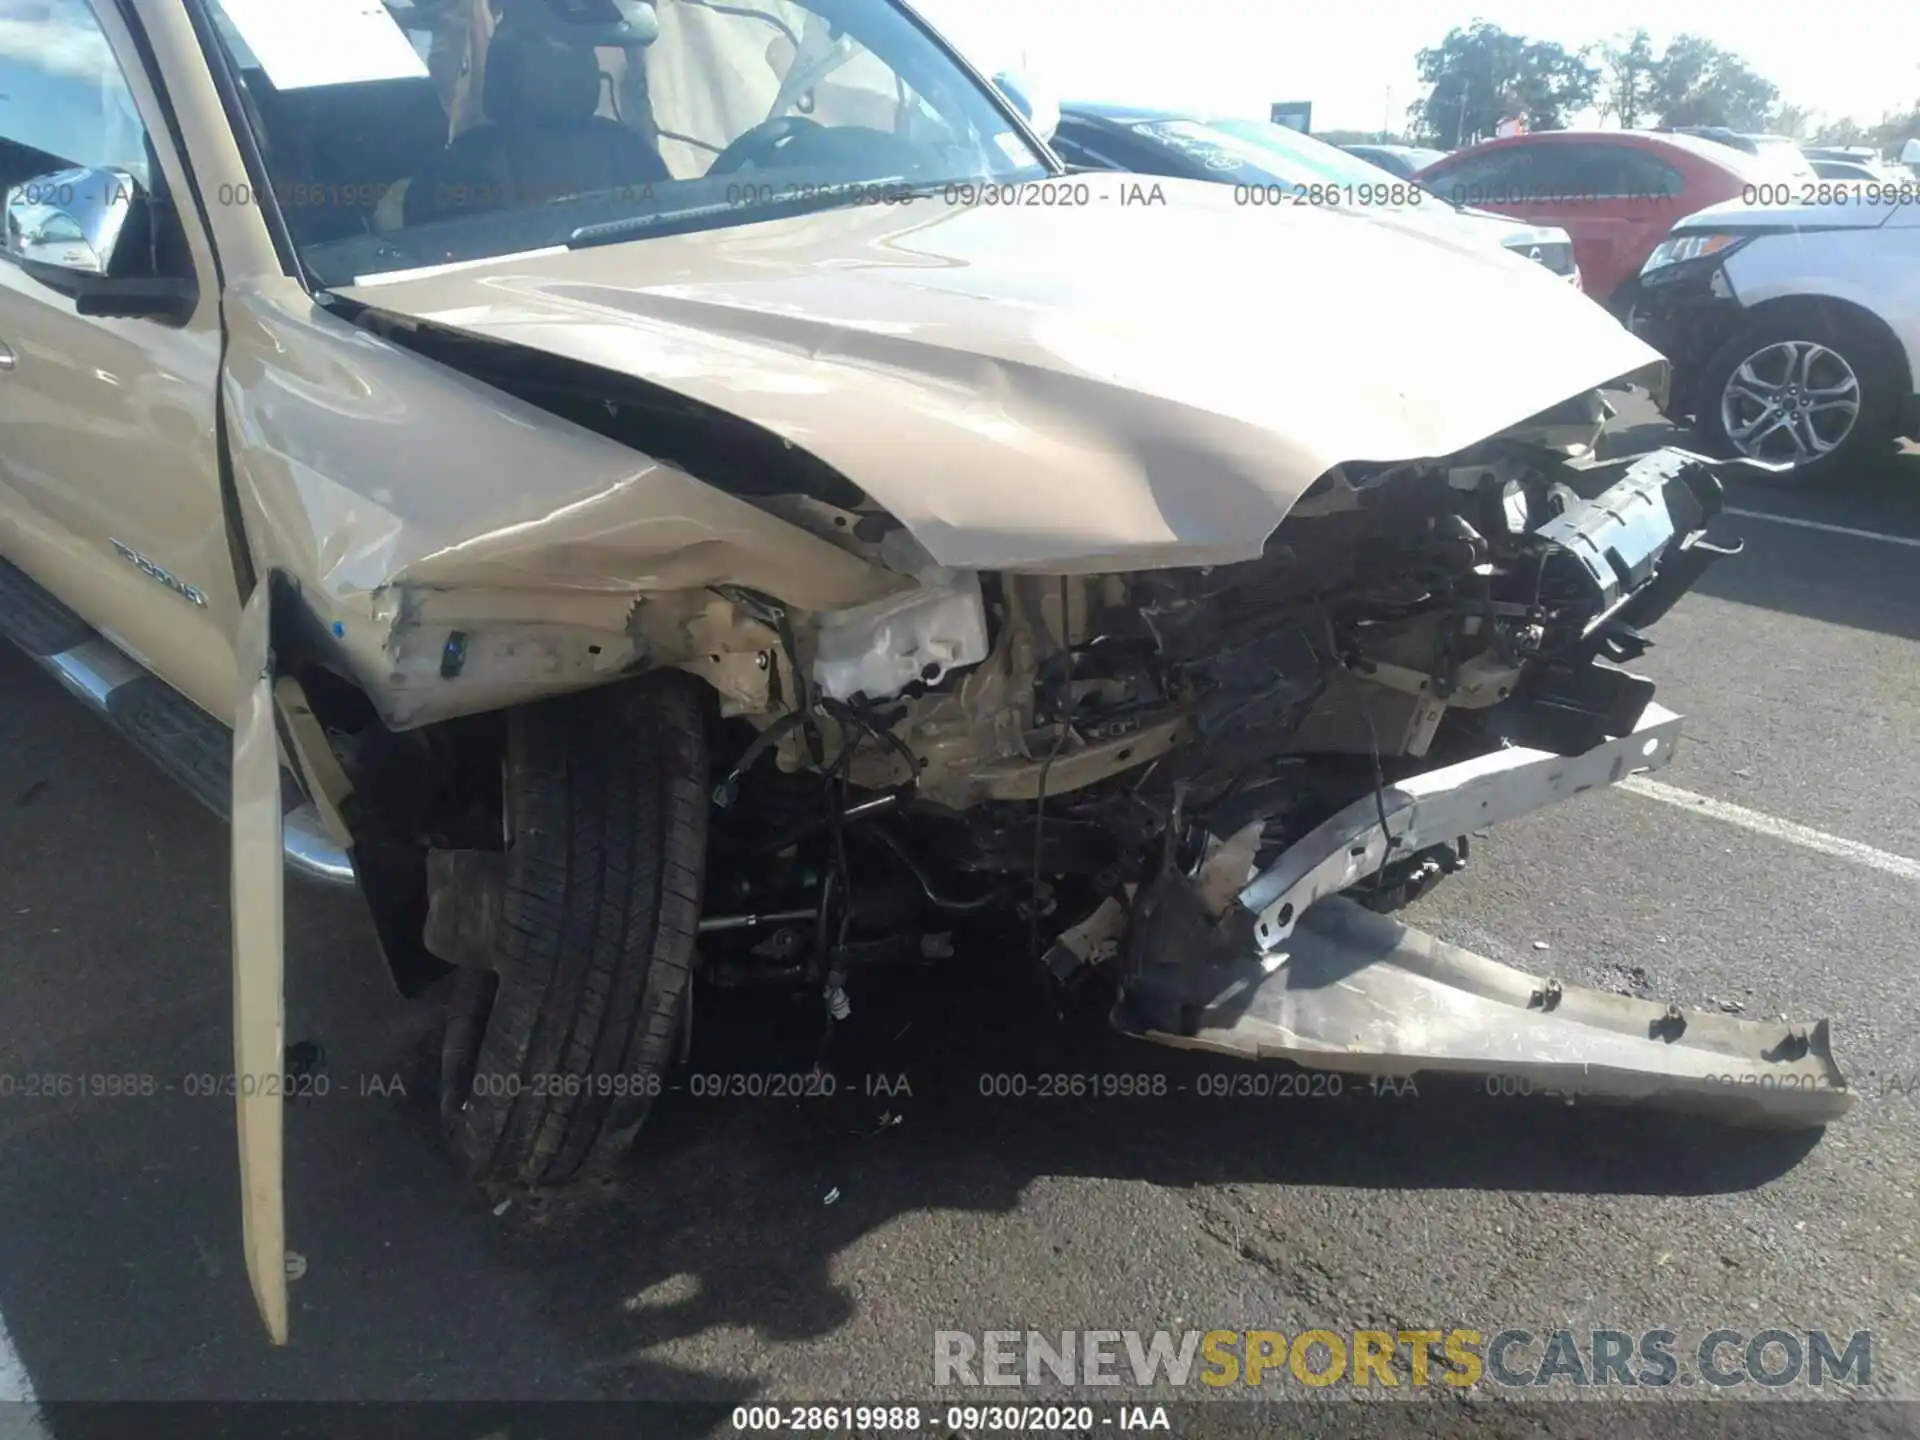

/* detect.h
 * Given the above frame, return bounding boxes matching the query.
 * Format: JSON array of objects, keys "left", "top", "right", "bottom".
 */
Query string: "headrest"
[{"left": 483, "top": 23, "right": 603, "bottom": 126}]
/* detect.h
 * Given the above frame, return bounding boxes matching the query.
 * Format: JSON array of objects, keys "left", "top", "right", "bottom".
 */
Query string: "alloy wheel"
[{"left": 1718, "top": 339, "right": 1861, "bottom": 466}]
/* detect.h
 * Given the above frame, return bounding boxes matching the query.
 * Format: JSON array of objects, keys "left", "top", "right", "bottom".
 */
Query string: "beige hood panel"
[{"left": 341, "top": 183, "right": 1662, "bottom": 572}]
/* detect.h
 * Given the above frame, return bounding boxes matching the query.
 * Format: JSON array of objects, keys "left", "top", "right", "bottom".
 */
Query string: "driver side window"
[{"left": 0, "top": 0, "right": 151, "bottom": 194}]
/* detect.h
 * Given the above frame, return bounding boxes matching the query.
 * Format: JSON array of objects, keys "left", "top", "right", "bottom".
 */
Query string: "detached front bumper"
[
  {"left": 1114, "top": 697, "right": 1853, "bottom": 1128},
  {"left": 1111, "top": 447, "right": 1852, "bottom": 1130},
  {"left": 1116, "top": 894, "right": 1852, "bottom": 1130}
]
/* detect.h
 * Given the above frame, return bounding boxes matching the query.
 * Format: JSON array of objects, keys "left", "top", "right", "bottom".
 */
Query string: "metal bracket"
[{"left": 1234, "top": 701, "right": 1683, "bottom": 951}]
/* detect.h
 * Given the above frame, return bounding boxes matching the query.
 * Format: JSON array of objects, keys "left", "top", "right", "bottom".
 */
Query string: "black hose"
[
  {"left": 864, "top": 827, "right": 1002, "bottom": 913},
  {"left": 712, "top": 709, "right": 810, "bottom": 807}
]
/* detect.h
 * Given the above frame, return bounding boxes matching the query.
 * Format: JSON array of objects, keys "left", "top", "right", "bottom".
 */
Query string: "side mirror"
[
  {"left": 5, "top": 165, "right": 134, "bottom": 276},
  {"left": 992, "top": 70, "right": 1059, "bottom": 146},
  {"left": 3, "top": 166, "right": 194, "bottom": 320},
  {"left": 1903, "top": 138, "right": 1920, "bottom": 167}
]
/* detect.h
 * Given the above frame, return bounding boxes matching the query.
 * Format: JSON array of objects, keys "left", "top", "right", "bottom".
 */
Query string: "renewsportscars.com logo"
[{"left": 933, "top": 1328, "right": 1873, "bottom": 1390}]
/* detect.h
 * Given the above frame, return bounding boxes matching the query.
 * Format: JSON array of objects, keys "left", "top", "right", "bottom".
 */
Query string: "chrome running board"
[{"left": 0, "top": 558, "right": 355, "bottom": 888}]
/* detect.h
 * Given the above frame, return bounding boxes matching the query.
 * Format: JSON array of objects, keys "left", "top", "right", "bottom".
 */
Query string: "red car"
[{"left": 1415, "top": 131, "right": 1766, "bottom": 305}]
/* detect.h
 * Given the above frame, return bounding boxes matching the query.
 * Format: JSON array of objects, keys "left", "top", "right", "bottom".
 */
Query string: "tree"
[
  {"left": 1872, "top": 103, "right": 1920, "bottom": 155},
  {"left": 1812, "top": 116, "right": 1872, "bottom": 146},
  {"left": 1771, "top": 104, "right": 1814, "bottom": 142},
  {"left": 1597, "top": 29, "right": 1657, "bottom": 130},
  {"left": 1647, "top": 35, "right": 1780, "bottom": 131},
  {"left": 1804, "top": 104, "right": 1919, "bottom": 155},
  {"left": 1409, "top": 22, "right": 1600, "bottom": 147}
]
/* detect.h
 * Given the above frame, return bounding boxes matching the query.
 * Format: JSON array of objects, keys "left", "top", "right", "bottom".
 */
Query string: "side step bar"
[{"left": 0, "top": 558, "right": 354, "bottom": 888}]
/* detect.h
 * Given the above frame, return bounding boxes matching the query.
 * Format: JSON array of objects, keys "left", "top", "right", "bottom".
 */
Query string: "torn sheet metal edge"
[
  {"left": 1117, "top": 895, "right": 1853, "bottom": 1131},
  {"left": 1236, "top": 701, "right": 1684, "bottom": 950},
  {"left": 221, "top": 282, "right": 901, "bottom": 734},
  {"left": 232, "top": 583, "right": 290, "bottom": 1344}
]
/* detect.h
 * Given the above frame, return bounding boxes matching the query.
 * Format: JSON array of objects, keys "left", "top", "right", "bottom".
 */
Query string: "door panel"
[
  {"left": 1506, "top": 147, "right": 1637, "bottom": 300},
  {"left": 1609, "top": 150, "right": 1696, "bottom": 294},
  {"left": 0, "top": 0, "right": 241, "bottom": 719}
]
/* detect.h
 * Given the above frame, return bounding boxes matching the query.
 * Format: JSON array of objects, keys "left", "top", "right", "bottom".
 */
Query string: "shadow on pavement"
[
  {"left": 482, "top": 948, "right": 1823, "bottom": 1400},
  {"left": 0, "top": 824, "right": 1825, "bottom": 1405},
  {"left": 1694, "top": 447, "right": 1920, "bottom": 643}
]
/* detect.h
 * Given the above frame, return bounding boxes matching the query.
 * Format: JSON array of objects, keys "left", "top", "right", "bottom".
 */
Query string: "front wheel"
[
  {"left": 443, "top": 673, "right": 709, "bottom": 1186},
  {"left": 1691, "top": 310, "right": 1902, "bottom": 482}
]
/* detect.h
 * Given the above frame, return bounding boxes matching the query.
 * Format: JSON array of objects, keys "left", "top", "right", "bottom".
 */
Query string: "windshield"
[
  {"left": 200, "top": 0, "right": 1047, "bottom": 287},
  {"left": 1135, "top": 116, "right": 1433, "bottom": 207}
]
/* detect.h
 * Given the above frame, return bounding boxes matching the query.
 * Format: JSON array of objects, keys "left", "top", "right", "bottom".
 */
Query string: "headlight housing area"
[{"left": 1641, "top": 231, "right": 1749, "bottom": 277}]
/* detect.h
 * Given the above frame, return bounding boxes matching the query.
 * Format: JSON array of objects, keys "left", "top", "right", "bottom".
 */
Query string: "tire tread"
[{"left": 450, "top": 674, "right": 707, "bottom": 1185}]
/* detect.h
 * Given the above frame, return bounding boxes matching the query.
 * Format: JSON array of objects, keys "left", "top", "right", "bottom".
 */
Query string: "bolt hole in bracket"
[{"left": 1240, "top": 701, "right": 1684, "bottom": 952}]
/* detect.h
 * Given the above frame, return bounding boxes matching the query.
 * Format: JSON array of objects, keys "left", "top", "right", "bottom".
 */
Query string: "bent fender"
[{"left": 232, "top": 582, "right": 289, "bottom": 1343}]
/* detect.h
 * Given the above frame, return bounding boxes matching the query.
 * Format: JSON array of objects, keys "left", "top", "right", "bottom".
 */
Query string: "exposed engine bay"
[
  {"left": 685, "top": 433, "right": 1733, "bottom": 1006},
  {"left": 269, "top": 303, "right": 1838, "bottom": 1137},
  {"left": 220, "top": 302, "right": 1850, "bottom": 1352}
]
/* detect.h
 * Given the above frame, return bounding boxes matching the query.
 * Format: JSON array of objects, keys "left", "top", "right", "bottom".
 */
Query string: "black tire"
[
  {"left": 446, "top": 673, "right": 709, "bottom": 1185},
  {"left": 1691, "top": 307, "right": 1905, "bottom": 484}
]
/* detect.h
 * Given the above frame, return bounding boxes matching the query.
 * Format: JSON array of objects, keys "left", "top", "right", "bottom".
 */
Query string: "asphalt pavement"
[{"left": 1, "top": 402, "right": 1917, "bottom": 1433}]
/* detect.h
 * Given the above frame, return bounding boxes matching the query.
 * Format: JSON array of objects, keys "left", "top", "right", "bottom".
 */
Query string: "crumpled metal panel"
[
  {"left": 337, "top": 183, "right": 1663, "bottom": 575},
  {"left": 220, "top": 278, "right": 897, "bottom": 729},
  {"left": 1116, "top": 891, "right": 1853, "bottom": 1131}
]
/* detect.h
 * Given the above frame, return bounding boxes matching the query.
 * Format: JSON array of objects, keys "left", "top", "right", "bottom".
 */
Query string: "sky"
[{"left": 909, "top": 0, "right": 1920, "bottom": 135}]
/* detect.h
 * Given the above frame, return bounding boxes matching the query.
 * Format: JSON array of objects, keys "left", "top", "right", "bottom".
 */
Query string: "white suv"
[{"left": 1629, "top": 190, "right": 1920, "bottom": 478}]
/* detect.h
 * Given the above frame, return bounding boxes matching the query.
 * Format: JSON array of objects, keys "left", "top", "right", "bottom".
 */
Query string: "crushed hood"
[{"left": 341, "top": 180, "right": 1660, "bottom": 572}]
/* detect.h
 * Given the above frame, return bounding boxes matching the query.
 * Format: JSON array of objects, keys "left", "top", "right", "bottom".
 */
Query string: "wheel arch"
[
  {"left": 1734, "top": 293, "right": 1916, "bottom": 403},
  {"left": 1690, "top": 293, "right": 1911, "bottom": 473},
  {"left": 276, "top": 593, "right": 737, "bottom": 1000}
]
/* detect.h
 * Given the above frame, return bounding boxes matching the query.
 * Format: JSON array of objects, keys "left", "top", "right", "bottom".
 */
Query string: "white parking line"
[
  {"left": 1621, "top": 776, "right": 1920, "bottom": 882},
  {"left": 1724, "top": 507, "right": 1920, "bottom": 550},
  {"left": 0, "top": 1306, "right": 51, "bottom": 1440}
]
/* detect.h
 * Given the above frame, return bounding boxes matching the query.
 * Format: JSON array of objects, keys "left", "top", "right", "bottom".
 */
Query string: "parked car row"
[
  {"left": 1800, "top": 146, "right": 1913, "bottom": 183},
  {"left": 1407, "top": 130, "right": 1778, "bottom": 304},
  {"left": 1043, "top": 102, "right": 1583, "bottom": 284},
  {"left": 1661, "top": 126, "right": 1819, "bottom": 183},
  {"left": 1332, "top": 125, "right": 1920, "bottom": 480},
  {"left": 1338, "top": 142, "right": 1446, "bottom": 181}
]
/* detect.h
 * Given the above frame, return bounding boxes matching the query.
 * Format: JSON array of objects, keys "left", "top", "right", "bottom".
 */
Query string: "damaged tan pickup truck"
[{"left": 1, "top": 0, "right": 1851, "bottom": 1343}]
